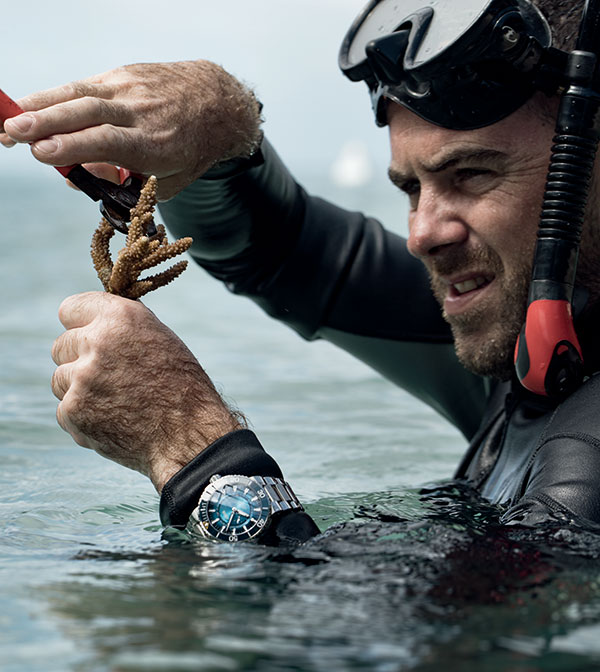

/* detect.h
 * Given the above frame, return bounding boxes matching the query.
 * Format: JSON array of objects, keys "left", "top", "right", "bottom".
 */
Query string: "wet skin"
[{"left": 386, "top": 100, "right": 556, "bottom": 378}]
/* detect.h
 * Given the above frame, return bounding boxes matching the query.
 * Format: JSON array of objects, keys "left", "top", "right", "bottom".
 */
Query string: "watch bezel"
[{"left": 190, "top": 474, "right": 272, "bottom": 542}]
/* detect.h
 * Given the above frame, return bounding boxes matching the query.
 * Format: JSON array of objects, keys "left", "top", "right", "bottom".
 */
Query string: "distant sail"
[{"left": 330, "top": 140, "right": 373, "bottom": 188}]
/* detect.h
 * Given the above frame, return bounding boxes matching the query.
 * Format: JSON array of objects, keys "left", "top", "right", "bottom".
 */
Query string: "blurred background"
[
  {"left": 7, "top": 5, "right": 593, "bottom": 672},
  {"left": 0, "top": 0, "right": 467, "bottom": 516},
  {"left": 0, "top": 0, "right": 466, "bottom": 515},
  {"left": 0, "top": 0, "right": 398, "bottom": 216}
]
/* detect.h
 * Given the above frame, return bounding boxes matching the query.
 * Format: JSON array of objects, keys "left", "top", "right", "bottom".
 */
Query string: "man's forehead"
[
  {"left": 387, "top": 102, "right": 549, "bottom": 177},
  {"left": 416, "top": 147, "right": 506, "bottom": 173},
  {"left": 388, "top": 134, "right": 510, "bottom": 181}
]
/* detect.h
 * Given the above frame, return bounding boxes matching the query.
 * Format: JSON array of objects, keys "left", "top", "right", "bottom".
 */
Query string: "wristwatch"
[{"left": 188, "top": 474, "right": 303, "bottom": 542}]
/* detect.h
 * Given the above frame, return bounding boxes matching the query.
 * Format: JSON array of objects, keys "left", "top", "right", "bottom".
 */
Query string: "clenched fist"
[{"left": 51, "top": 292, "right": 244, "bottom": 491}]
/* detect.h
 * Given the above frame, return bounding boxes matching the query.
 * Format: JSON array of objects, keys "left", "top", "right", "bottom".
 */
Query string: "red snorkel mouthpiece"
[{"left": 515, "top": 299, "right": 583, "bottom": 398}]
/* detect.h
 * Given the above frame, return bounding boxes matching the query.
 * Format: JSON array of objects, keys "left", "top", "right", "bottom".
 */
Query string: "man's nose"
[{"left": 406, "top": 191, "right": 468, "bottom": 259}]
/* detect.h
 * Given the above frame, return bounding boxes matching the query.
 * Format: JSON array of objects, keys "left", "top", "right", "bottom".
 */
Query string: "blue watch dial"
[{"left": 196, "top": 475, "right": 271, "bottom": 542}]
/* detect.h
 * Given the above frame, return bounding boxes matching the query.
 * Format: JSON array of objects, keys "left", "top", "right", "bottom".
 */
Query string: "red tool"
[{"left": 0, "top": 87, "right": 145, "bottom": 234}]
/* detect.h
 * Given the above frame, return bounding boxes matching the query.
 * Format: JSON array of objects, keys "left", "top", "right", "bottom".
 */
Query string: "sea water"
[{"left": 2, "top": 171, "right": 600, "bottom": 672}]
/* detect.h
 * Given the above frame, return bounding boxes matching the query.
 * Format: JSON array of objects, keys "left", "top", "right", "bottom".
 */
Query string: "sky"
[{"left": 0, "top": 0, "right": 394, "bottom": 188}]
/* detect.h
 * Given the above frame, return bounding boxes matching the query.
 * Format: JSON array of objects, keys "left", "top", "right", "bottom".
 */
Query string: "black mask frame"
[{"left": 339, "top": 0, "right": 565, "bottom": 129}]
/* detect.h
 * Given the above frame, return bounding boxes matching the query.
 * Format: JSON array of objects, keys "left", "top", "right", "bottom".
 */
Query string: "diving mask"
[{"left": 339, "top": 0, "right": 563, "bottom": 129}]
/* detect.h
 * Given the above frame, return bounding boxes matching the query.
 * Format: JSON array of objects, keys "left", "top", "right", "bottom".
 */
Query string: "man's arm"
[
  {"left": 2, "top": 59, "right": 487, "bottom": 436},
  {"left": 0, "top": 61, "right": 262, "bottom": 201},
  {"left": 15, "top": 61, "right": 483, "bottom": 536},
  {"left": 51, "top": 292, "right": 320, "bottom": 544},
  {"left": 51, "top": 292, "right": 241, "bottom": 491},
  {"left": 159, "top": 138, "right": 488, "bottom": 439}
]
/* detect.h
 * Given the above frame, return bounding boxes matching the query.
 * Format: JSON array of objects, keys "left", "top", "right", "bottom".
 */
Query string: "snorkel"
[
  {"left": 515, "top": 0, "right": 600, "bottom": 397},
  {"left": 339, "top": 0, "right": 600, "bottom": 399}
]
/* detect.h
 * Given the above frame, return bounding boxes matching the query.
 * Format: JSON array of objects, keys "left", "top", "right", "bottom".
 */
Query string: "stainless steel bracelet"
[{"left": 253, "top": 476, "right": 303, "bottom": 513}]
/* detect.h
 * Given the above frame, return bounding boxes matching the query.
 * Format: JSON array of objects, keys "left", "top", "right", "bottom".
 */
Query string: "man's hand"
[
  {"left": 51, "top": 292, "right": 244, "bottom": 492},
  {"left": 0, "top": 61, "right": 262, "bottom": 200}
]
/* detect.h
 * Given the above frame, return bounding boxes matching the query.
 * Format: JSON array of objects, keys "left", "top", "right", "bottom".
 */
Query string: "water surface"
[{"left": 2, "top": 174, "right": 600, "bottom": 671}]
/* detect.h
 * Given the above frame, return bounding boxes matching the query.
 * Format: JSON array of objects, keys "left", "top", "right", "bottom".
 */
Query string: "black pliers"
[{"left": 64, "top": 164, "right": 149, "bottom": 235}]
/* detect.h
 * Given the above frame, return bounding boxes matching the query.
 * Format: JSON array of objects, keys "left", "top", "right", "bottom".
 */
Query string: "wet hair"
[
  {"left": 533, "top": 0, "right": 584, "bottom": 51},
  {"left": 524, "top": 1, "right": 586, "bottom": 124}
]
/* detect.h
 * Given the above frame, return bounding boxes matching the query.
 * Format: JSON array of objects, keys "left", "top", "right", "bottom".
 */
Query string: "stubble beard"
[{"left": 428, "top": 247, "right": 532, "bottom": 381}]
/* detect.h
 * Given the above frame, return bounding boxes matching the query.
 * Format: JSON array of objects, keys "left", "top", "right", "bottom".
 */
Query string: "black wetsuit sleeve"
[
  {"left": 159, "top": 137, "right": 488, "bottom": 438},
  {"left": 159, "top": 429, "right": 320, "bottom": 545},
  {"left": 159, "top": 137, "right": 447, "bottom": 342},
  {"left": 155, "top": 137, "right": 487, "bottom": 543}
]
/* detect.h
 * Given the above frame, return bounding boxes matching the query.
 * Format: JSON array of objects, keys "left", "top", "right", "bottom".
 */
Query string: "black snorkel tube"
[{"left": 514, "top": 0, "right": 600, "bottom": 398}]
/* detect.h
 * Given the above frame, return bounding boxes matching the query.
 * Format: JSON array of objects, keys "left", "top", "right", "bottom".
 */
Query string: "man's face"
[{"left": 387, "top": 100, "right": 555, "bottom": 380}]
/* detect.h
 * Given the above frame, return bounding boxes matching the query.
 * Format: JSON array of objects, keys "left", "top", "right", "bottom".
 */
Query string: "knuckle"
[
  {"left": 59, "top": 392, "right": 77, "bottom": 418},
  {"left": 56, "top": 400, "right": 88, "bottom": 449},
  {"left": 50, "top": 369, "right": 62, "bottom": 398},
  {"left": 69, "top": 80, "right": 93, "bottom": 99},
  {"left": 112, "top": 294, "right": 143, "bottom": 322},
  {"left": 90, "top": 96, "right": 113, "bottom": 120},
  {"left": 57, "top": 293, "right": 82, "bottom": 324},
  {"left": 55, "top": 404, "right": 67, "bottom": 432},
  {"left": 57, "top": 298, "right": 70, "bottom": 323},
  {"left": 112, "top": 125, "right": 142, "bottom": 164},
  {"left": 51, "top": 337, "right": 62, "bottom": 364}
]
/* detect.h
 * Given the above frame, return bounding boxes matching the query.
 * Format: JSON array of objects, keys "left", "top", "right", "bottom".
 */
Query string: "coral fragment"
[{"left": 91, "top": 176, "right": 193, "bottom": 299}]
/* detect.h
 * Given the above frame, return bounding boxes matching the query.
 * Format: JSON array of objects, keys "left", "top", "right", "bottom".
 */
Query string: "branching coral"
[{"left": 91, "top": 176, "right": 193, "bottom": 299}]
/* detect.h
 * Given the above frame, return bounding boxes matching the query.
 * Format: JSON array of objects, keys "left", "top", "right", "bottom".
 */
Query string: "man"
[{"left": 2, "top": 0, "right": 600, "bottom": 543}]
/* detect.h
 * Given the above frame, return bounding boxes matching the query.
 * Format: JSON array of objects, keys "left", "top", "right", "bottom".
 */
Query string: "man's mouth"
[
  {"left": 440, "top": 272, "right": 495, "bottom": 317},
  {"left": 451, "top": 275, "right": 490, "bottom": 296}
]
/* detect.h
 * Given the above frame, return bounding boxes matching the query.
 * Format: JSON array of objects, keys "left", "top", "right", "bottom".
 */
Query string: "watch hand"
[{"left": 224, "top": 509, "right": 237, "bottom": 533}]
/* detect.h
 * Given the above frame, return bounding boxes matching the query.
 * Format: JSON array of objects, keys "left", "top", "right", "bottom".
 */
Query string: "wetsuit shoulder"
[{"left": 501, "top": 374, "right": 600, "bottom": 526}]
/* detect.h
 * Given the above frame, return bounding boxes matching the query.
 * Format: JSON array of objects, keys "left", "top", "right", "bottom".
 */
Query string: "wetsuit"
[{"left": 158, "top": 138, "right": 600, "bottom": 541}]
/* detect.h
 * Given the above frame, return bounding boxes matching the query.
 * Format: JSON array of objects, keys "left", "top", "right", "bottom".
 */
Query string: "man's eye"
[
  {"left": 398, "top": 180, "right": 420, "bottom": 209},
  {"left": 399, "top": 179, "right": 420, "bottom": 196},
  {"left": 456, "top": 168, "right": 493, "bottom": 182},
  {"left": 455, "top": 168, "right": 498, "bottom": 192}
]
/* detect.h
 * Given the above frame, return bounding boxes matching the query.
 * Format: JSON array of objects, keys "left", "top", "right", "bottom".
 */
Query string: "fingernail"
[
  {"left": 35, "top": 137, "right": 58, "bottom": 154},
  {"left": 7, "top": 113, "right": 34, "bottom": 133}
]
